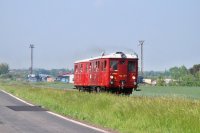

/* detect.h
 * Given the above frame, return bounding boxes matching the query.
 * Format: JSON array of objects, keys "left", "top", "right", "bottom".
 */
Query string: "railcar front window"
[
  {"left": 110, "top": 61, "right": 118, "bottom": 71},
  {"left": 120, "top": 60, "right": 125, "bottom": 64},
  {"left": 128, "top": 61, "right": 135, "bottom": 72}
]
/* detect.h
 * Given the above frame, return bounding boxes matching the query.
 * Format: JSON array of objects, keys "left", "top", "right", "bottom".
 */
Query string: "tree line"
[
  {"left": 0, "top": 63, "right": 73, "bottom": 80},
  {"left": 148, "top": 64, "right": 200, "bottom": 86},
  {"left": 168, "top": 64, "right": 200, "bottom": 86}
]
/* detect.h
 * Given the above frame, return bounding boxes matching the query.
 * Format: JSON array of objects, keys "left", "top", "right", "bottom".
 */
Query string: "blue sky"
[{"left": 0, "top": 0, "right": 199, "bottom": 70}]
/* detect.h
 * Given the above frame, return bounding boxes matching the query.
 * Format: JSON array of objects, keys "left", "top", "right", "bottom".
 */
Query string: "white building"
[
  {"left": 68, "top": 74, "right": 74, "bottom": 83},
  {"left": 58, "top": 74, "right": 74, "bottom": 83}
]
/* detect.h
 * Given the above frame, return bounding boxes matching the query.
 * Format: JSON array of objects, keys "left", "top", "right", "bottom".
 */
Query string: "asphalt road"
[{"left": 0, "top": 90, "right": 108, "bottom": 133}]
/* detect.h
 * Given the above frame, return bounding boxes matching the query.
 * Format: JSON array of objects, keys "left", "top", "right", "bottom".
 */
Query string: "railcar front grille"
[{"left": 120, "top": 80, "right": 126, "bottom": 84}]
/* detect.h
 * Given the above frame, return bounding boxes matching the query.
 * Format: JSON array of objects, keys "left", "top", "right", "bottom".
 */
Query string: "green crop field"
[
  {"left": 0, "top": 81, "right": 200, "bottom": 133},
  {"left": 134, "top": 86, "right": 200, "bottom": 99}
]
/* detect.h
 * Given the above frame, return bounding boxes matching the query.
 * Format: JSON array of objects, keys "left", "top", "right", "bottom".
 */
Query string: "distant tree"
[
  {"left": 189, "top": 64, "right": 200, "bottom": 75},
  {"left": 0, "top": 63, "right": 9, "bottom": 75},
  {"left": 181, "top": 74, "right": 195, "bottom": 86},
  {"left": 34, "top": 69, "right": 50, "bottom": 75},
  {"left": 169, "top": 67, "right": 180, "bottom": 79},
  {"left": 196, "top": 72, "right": 200, "bottom": 80},
  {"left": 179, "top": 66, "right": 188, "bottom": 76},
  {"left": 32, "top": 68, "right": 73, "bottom": 77},
  {"left": 169, "top": 66, "right": 188, "bottom": 80},
  {"left": 50, "top": 69, "right": 59, "bottom": 77},
  {"left": 157, "top": 76, "right": 165, "bottom": 86},
  {"left": 163, "top": 70, "right": 170, "bottom": 77},
  {"left": 49, "top": 68, "right": 73, "bottom": 77},
  {"left": 143, "top": 71, "right": 169, "bottom": 79},
  {"left": 188, "top": 64, "right": 200, "bottom": 86}
]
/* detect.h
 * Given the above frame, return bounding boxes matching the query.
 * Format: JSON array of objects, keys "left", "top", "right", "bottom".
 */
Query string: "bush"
[
  {"left": 157, "top": 76, "right": 165, "bottom": 86},
  {"left": 0, "top": 63, "right": 9, "bottom": 75}
]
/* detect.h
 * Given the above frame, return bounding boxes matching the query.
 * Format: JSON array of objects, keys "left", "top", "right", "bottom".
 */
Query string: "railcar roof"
[{"left": 74, "top": 52, "right": 138, "bottom": 63}]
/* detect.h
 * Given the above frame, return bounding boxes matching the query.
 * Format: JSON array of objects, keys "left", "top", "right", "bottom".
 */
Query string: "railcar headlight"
[
  {"left": 134, "top": 82, "right": 137, "bottom": 85},
  {"left": 132, "top": 76, "right": 136, "bottom": 80},
  {"left": 110, "top": 81, "right": 114, "bottom": 84},
  {"left": 110, "top": 75, "right": 114, "bottom": 79}
]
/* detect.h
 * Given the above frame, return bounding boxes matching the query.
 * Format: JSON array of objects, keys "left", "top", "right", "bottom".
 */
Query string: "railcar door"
[
  {"left": 127, "top": 60, "right": 137, "bottom": 88},
  {"left": 101, "top": 59, "right": 108, "bottom": 87},
  {"left": 118, "top": 60, "right": 128, "bottom": 88}
]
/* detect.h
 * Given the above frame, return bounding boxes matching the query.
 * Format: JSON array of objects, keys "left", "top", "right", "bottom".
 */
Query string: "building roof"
[{"left": 75, "top": 52, "right": 138, "bottom": 63}]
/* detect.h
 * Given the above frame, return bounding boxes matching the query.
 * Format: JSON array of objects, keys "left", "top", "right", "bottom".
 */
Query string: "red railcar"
[{"left": 74, "top": 52, "right": 138, "bottom": 94}]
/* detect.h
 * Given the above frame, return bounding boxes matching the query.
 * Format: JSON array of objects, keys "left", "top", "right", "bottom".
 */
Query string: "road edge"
[{"left": 0, "top": 90, "right": 110, "bottom": 133}]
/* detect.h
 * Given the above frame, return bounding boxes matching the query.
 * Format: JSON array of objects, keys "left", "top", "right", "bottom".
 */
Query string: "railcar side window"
[
  {"left": 128, "top": 61, "right": 135, "bottom": 72},
  {"left": 86, "top": 64, "right": 88, "bottom": 72},
  {"left": 98, "top": 61, "right": 100, "bottom": 68},
  {"left": 110, "top": 60, "right": 118, "bottom": 71},
  {"left": 101, "top": 62, "right": 103, "bottom": 71},
  {"left": 103, "top": 60, "right": 107, "bottom": 71},
  {"left": 75, "top": 65, "right": 78, "bottom": 72},
  {"left": 96, "top": 61, "right": 98, "bottom": 68},
  {"left": 92, "top": 62, "right": 95, "bottom": 72},
  {"left": 80, "top": 64, "right": 83, "bottom": 72},
  {"left": 89, "top": 63, "right": 91, "bottom": 72}
]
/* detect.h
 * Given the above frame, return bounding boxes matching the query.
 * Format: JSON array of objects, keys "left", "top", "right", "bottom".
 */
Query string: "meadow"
[
  {"left": 134, "top": 86, "right": 200, "bottom": 99},
  {"left": 0, "top": 81, "right": 200, "bottom": 133}
]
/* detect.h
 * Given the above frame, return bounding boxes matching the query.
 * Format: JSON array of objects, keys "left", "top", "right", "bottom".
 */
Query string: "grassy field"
[
  {"left": 134, "top": 86, "right": 200, "bottom": 99},
  {"left": 0, "top": 81, "right": 200, "bottom": 133},
  {"left": 31, "top": 82, "right": 74, "bottom": 90}
]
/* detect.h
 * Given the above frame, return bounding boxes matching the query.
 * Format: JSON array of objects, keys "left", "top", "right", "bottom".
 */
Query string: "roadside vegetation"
[{"left": 0, "top": 81, "right": 200, "bottom": 133}]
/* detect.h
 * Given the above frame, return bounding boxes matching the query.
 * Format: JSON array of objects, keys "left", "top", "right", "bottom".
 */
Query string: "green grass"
[
  {"left": 0, "top": 79, "right": 74, "bottom": 89},
  {"left": 31, "top": 82, "right": 74, "bottom": 90},
  {"left": 134, "top": 86, "right": 200, "bottom": 99},
  {"left": 0, "top": 81, "right": 200, "bottom": 133}
]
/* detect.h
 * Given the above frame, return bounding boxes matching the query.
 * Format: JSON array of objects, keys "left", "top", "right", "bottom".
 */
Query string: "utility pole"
[
  {"left": 139, "top": 40, "right": 144, "bottom": 76},
  {"left": 29, "top": 44, "right": 34, "bottom": 74}
]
